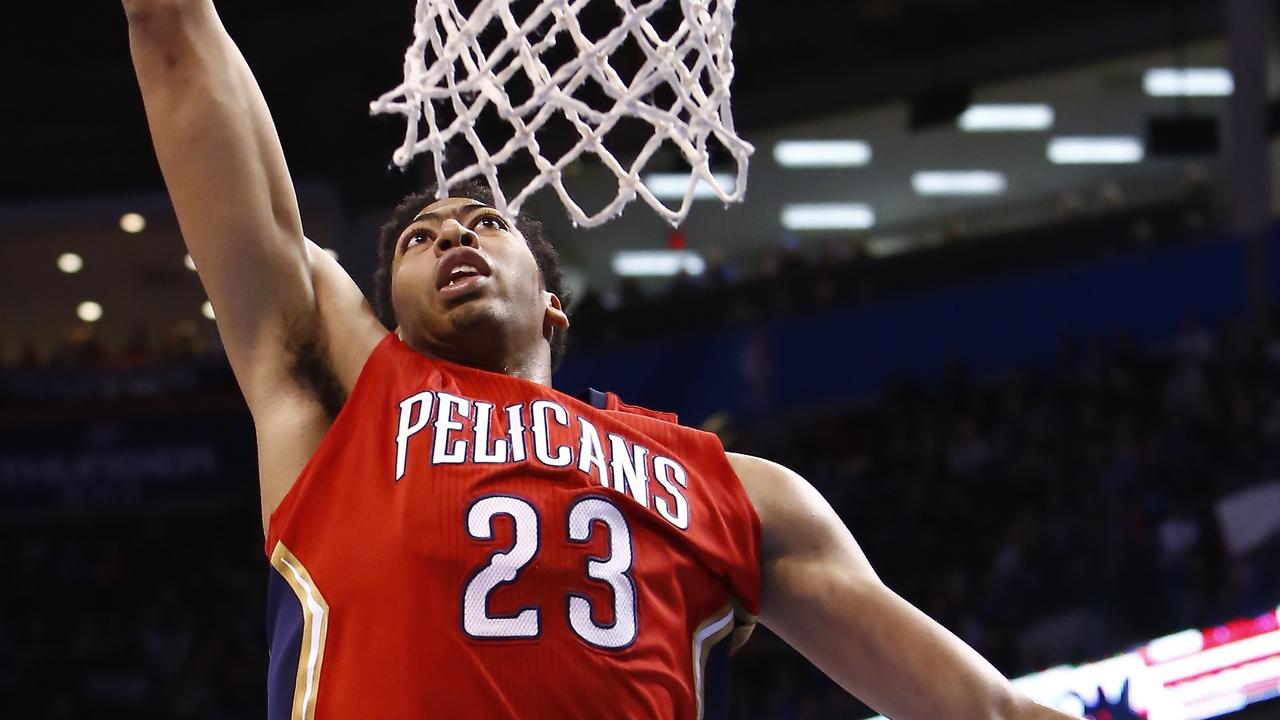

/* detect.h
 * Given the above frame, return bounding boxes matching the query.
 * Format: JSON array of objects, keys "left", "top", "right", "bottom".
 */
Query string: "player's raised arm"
[
  {"left": 727, "top": 453, "right": 1077, "bottom": 720},
  {"left": 122, "top": 0, "right": 378, "bottom": 412}
]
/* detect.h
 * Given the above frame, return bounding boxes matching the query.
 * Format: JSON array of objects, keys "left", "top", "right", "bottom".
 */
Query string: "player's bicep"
[
  {"left": 726, "top": 452, "right": 877, "bottom": 578},
  {"left": 129, "top": 1, "right": 302, "bottom": 252}
]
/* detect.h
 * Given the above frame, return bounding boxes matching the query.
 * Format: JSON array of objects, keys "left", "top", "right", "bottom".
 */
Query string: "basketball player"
[{"left": 123, "top": 1, "right": 1078, "bottom": 718}]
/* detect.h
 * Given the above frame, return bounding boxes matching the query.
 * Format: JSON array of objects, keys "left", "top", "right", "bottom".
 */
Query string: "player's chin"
[{"left": 442, "top": 295, "right": 507, "bottom": 333}]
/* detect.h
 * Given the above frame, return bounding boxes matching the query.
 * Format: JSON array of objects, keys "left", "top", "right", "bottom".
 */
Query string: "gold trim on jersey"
[
  {"left": 690, "top": 604, "right": 747, "bottom": 720},
  {"left": 271, "top": 541, "right": 330, "bottom": 720}
]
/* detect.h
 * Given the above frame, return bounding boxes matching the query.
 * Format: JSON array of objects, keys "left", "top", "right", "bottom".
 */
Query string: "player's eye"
[
  {"left": 472, "top": 214, "right": 508, "bottom": 232},
  {"left": 403, "top": 231, "right": 431, "bottom": 250}
]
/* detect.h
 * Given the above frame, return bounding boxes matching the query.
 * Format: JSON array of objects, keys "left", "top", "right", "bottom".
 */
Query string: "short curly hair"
[{"left": 373, "top": 182, "right": 571, "bottom": 369}]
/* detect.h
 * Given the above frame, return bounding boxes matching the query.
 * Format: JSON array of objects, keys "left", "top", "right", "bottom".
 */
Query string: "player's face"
[{"left": 389, "top": 197, "right": 567, "bottom": 368}]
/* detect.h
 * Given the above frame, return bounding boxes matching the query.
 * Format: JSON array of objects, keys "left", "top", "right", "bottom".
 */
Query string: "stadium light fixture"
[
  {"left": 912, "top": 170, "right": 1008, "bottom": 196},
  {"left": 1144, "top": 68, "right": 1234, "bottom": 97},
  {"left": 1047, "top": 136, "right": 1145, "bottom": 164},
  {"left": 864, "top": 236, "right": 916, "bottom": 259},
  {"left": 957, "top": 104, "right": 1054, "bottom": 132},
  {"left": 57, "top": 253, "right": 83, "bottom": 274},
  {"left": 119, "top": 212, "right": 147, "bottom": 234},
  {"left": 612, "top": 250, "right": 706, "bottom": 277},
  {"left": 183, "top": 253, "right": 197, "bottom": 271},
  {"left": 643, "top": 173, "right": 737, "bottom": 200},
  {"left": 773, "top": 140, "right": 872, "bottom": 168},
  {"left": 201, "top": 301, "right": 216, "bottom": 321},
  {"left": 77, "top": 301, "right": 103, "bottom": 322},
  {"left": 1145, "top": 629, "right": 1204, "bottom": 664},
  {"left": 780, "top": 203, "right": 875, "bottom": 231}
]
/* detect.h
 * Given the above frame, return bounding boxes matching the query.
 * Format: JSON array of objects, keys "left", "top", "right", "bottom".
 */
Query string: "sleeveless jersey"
[{"left": 264, "top": 333, "right": 762, "bottom": 719}]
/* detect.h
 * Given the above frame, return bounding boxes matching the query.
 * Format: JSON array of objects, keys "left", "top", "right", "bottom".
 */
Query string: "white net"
[{"left": 370, "top": 0, "right": 751, "bottom": 228}]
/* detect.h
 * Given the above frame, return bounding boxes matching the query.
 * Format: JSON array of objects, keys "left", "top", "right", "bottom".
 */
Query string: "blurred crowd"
[
  {"left": 728, "top": 313, "right": 1280, "bottom": 717},
  {"left": 1, "top": 196, "right": 1212, "bottom": 387},
  {"left": 3, "top": 306, "right": 1279, "bottom": 717},
  {"left": 0, "top": 318, "right": 232, "bottom": 411},
  {"left": 0, "top": 513, "right": 266, "bottom": 719},
  {"left": 573, "top": 196, "right": 1215, "bottom": 346}
]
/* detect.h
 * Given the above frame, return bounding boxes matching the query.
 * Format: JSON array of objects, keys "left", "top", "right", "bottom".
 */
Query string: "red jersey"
[{"left": 264, "top": 333, "right": 761, "bottom": 719}]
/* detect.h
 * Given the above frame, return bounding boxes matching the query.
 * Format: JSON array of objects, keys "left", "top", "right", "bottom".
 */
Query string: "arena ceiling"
[
  {"left": 0, "top": 0, "right": 1258, "bottom": 355},
  {"left": 3, "top": 0, "right": 1224, "bottom": 204}
]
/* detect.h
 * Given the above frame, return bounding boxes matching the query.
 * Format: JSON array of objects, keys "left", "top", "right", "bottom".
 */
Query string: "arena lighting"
[
  {"left": 642, "top": 172, "right": 737, "bottom": 200},
  {"left": 957, "top": 104, "right": 1054, "bottom": 132},
  {"left": 1147, "top": 625, "right": 1280, "bottom": 684},
  {"left": 119, "top": 212, "right": 147, "bottom": 233},
  {"left": 183, "top": 253, "right": 197, "bottom": 271},
  {"left": 77, "top": 301, "right": 103, "bottom": 323},
  {"left": 1145, "top": 628, "right": 1206, "bottom": 663},
  {"left": 611, "top": 250, "right": 705, "bottom": 277},
  {"left": 201, "top": 301, "right": 215, "bottom": 321},
  {"left": 1144, "top": 67, "right": 1234, "bottom": 97},
  {"left": 863, "top": 606, "right": 1280, "bottom": 720},
  {"left": 773, "top": 140, "right": 872, "bottom": 167},
  {"left": 1047, "top": 136, "right": 1145, "bottom": 164},
  {"left": 56, "top": 252, "right": 83, "bottom": 274},
  {"left": 911, "top": 170, "right": 1008, "bottom": 196},
  {"left": 780, "top": 203, "right": 876, "bottom": 231},
  {"left": 864, "top": 236, "right": 916, "bottom": 258}
]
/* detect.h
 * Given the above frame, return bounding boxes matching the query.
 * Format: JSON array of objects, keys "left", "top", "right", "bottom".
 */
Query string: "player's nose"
[{"left": 433, "top": 218, "right": 478, "bottom": 256}]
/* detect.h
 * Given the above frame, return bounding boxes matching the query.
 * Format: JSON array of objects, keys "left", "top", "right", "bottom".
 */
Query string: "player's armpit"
[
  {"left": 725, "top": 453, "right": 1075, "bottom": 720},
  {"left": 305, "top": 239, "right": 389, "bottom": 390}
]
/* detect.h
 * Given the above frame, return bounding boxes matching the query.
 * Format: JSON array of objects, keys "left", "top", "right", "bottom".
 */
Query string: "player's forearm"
[
  {"left": 854, "top": 590, "right": 1072, "bottom": 720},
  {"left": 779, "top": 582, "right": 992, "bottom": 718},
  {"left": 1003, "top": 693, "right": 1079, "bottom": 720},
  {"left": 125, "top": 0, "right": 304, "bottom": 247},
  {"left": 762, "top": 558, "right": 1073, "bottom": 720},
  {"left": 846, "top": 591, "right": 1076, "bottom": 720}
]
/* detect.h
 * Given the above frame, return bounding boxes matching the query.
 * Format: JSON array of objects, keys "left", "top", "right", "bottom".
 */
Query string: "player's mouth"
[{"left": 435, "top": 246, "right": 493, "bottom": 302}]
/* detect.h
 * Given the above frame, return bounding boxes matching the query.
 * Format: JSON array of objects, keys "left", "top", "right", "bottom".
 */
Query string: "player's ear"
[{"left": 543, "top": 291, "right": 569, "bottom": 335}]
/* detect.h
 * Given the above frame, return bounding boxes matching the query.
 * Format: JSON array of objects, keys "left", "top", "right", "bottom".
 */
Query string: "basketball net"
[{"left": 370, "top": 0, "right": 751, "bottom": 228}]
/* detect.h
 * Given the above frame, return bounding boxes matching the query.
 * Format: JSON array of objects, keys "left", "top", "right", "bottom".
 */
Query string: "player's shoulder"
[
  {"left": 724, "top": 452, "right": 791, "bottom": 500},
  {"left": 724, "top": 451, "right": 771, "bottom": 470},
  {"left": 723, "top": 452, "right": 835, "bottom": 558}
]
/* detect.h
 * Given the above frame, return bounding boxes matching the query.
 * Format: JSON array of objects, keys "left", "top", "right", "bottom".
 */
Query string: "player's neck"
[
  {"left": 470, "top": 348, "right": 552, "bottom": 386},
  {"left": 401, "top": 331, "right": 553, "bottom": 386}
]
